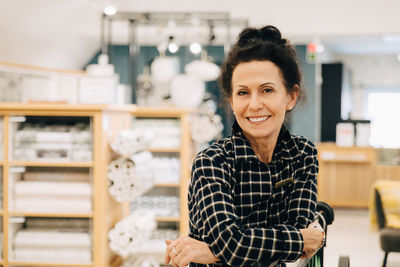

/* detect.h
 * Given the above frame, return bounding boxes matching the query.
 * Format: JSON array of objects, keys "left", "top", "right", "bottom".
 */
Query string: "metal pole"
[
  {"left": 224, "top": 17, "right": 231, "bottom": 56},
  {"left": 107, "top": 15, "right": 113, "bottom": 63},
  {"left": 100, "top": 13, "right": 108, "bottom": 55},
  {"left": 129, "top": 19, "right": 139, "bottom": 104}
]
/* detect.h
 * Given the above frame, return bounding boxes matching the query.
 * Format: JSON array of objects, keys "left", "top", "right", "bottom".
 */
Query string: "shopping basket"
[{"left": 296, "top": 201, "right": 335, "bottom": 267}]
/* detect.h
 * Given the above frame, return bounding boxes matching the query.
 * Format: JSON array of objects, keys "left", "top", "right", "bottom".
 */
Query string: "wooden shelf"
[
  {"left": 0, "top": 104, "right": 192, "bottom": 266},
  {"left": 9, "top": 261, "right": 92, "bottom": 267},
  {"left": 154, "top": 183, "right": 180, "bottom": 188},
  {"left": 132, "top": 107, "right": 190, "bottom": 117},
  {"left": 147, "top": 147, "right": 181, "bottom": 153},
  {"left": 9, "top": 211, "right": 93, "bottom": 218},
  {"left": 9, "top": 161, "right": 94, "bottom": 167},
  {"left": 156, "top": 216, "right": 180, "bottom": 223}
]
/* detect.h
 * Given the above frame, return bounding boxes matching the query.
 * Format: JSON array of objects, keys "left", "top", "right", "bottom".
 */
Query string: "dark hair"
[{"left": 219, "top": 25, "right": 304, "bottom": 105}]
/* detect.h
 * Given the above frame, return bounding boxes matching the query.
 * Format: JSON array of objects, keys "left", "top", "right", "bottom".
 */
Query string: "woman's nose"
[{"left": 248, "top": 94, "right": 263, "bottom": 110}]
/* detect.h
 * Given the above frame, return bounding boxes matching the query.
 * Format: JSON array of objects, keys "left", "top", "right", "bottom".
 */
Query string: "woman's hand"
[
  {"left": 165, "top": 236, "right": 220, "bottom": 267},
  {"left": 299, "top": 222, "right": 325, "bottom": 259}
]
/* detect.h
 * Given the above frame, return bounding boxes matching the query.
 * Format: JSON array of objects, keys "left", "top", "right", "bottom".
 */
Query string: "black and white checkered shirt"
[{"left": 188, "top": 121, "right": 318, "bottom": 267}]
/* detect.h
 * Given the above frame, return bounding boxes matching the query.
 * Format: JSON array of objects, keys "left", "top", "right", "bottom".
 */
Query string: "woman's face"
[{"left": 230, "top": 60, "right": 298, "bottom": 141}]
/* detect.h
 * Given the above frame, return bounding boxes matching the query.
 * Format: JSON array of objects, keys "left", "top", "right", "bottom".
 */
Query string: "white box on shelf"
[
  {"left": 336, "top": 122, "right": 355, "bottom": 147},
  {"left": 79, "top": 75, "right": 119, "bottom": 104},
  {"left": 356, "top": 123, "right": 371, "bottom": 147}
]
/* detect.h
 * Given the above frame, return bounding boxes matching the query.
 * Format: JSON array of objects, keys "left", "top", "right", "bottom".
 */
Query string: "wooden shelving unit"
[
  {"left": 131, "top": 106, "right": 192, "bottom": 235},
  {"left": 0, "top": 103, "right": 135, "bottom": 267},
  {"left": 9, "top": 261, "right": 93, "bottom": 267},
  {"left": 9, "top": 161, "right": 94, "bottom": 167},
  {"left": 8, "top": 211, "right": 93, "bottom": 218}
]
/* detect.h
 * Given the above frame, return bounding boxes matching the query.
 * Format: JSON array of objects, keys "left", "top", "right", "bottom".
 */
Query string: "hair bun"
[{"left": 237, "top": 25, "right": 286, "bottom": 47}]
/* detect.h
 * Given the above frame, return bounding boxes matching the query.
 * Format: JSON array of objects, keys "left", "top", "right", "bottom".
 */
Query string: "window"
[{"left": 366, "top": 91, "right": 400, "bottom": 148}]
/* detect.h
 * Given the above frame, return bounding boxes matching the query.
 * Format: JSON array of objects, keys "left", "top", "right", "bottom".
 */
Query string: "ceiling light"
[
  {"left": 316, "top": 43, "right": 325, "bottom": 53},
  {"left": 190, "top": 42, "right": 202, "bottom": 54},
  {"left": 104, "top": 5, "right": 117, "bottom": 16},
  {"left": 168, "top": 43, "right": 179, "bottom": 54},
  {"left": 168, "top": 36, "right": 179, "bottom": 54}
]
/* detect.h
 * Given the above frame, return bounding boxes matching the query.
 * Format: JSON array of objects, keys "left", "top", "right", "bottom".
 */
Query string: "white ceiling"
[{"left": 2, "top": 0, "right": 400, "bottom": 70}]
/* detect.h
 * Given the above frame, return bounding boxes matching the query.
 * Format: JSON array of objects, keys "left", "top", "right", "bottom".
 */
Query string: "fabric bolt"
[
  {"left": 15, "top": 199, "right": 92, "bottom": 213},
  {"left": 15, "top": 181, "right": 92, "bottom": 196},
  {"left": 14, "top": 248, "right": 91, "bottom": 263},
  {"left": 14, "top": 230, "right": 91, "bottom": 247},
  {"left": 188, "top": 121, "right": 318, "bottom": 267}
]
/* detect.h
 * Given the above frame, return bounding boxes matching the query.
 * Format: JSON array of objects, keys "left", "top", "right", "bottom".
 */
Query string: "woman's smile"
[{"left": 247, "top": 115, "right": 271, "bottom": 123}]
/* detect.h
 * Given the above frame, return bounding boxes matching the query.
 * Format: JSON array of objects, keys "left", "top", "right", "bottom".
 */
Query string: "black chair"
[{"left": 374, "top": 189, "right": 400, "bottom": 267}]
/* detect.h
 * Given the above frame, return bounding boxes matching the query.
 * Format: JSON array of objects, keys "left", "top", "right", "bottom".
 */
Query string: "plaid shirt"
[{"left": 188, "top": 121, "right": 318, "bottom": 267}]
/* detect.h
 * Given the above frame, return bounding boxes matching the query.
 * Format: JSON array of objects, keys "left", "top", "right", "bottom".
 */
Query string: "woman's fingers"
[
  {"left": 165, "top": 240, "right": 172, "bottom": 264},
  {"left": 165, "top": 239, "right": 180, "bottom": 265}
]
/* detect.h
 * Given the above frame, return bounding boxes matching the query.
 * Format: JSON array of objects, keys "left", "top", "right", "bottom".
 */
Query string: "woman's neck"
[{"left": 243, "top": 131, "right": 280, "bottom": 164}]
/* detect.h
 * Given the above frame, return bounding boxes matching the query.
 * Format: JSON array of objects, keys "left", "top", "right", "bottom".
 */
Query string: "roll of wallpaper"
[
  {"left": 108, "top": 155, "right": 154, "bottom": 202},
  {"left": 108, "top": 210, "right": 156, "bottom": 257}
]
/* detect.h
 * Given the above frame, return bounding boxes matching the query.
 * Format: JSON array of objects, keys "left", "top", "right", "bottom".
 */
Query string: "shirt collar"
[{"left": 231, "top": 120, "right": 300, "bottom": 164}]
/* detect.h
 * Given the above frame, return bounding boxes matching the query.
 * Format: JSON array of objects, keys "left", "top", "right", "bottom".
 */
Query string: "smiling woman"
[
  {"left": 230, "top": 60, "right": 298, "bottom": 163},
  {"left": 165, "top": 25, "right": 323, "bottom": 267}
]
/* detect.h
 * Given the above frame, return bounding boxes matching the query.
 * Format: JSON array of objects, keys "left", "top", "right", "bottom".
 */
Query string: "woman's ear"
[{"left": 287, "top": 84, "right": 299, "bottom": 111}]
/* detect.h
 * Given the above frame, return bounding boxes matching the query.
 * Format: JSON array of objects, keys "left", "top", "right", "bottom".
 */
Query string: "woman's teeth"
[{"left": 248, "top": 116, "right": 269, "bottom": 122}]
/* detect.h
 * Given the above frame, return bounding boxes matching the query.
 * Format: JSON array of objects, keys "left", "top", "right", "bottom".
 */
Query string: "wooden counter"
[{"left": 317, "top": 143, "right": 400, "bottom": 208}]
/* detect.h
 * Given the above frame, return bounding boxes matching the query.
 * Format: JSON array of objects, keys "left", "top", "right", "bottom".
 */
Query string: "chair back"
[{"left": 374, "top": 189, "right": 386, "bottom": 229}]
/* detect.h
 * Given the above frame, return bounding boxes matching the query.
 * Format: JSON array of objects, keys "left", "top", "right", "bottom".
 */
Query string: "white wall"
[
  {"left": 2, "top": 0, "right": 400, "bottom": 69},
  {"left": 334, "top": 54, "right": 400, "bottom": 119}
]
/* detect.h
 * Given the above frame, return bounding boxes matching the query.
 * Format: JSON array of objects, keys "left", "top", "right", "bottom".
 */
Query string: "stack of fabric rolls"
[
  {"left": 12, "top": 218, "right": 91, "bottom": 263},
  {"left": 13, "top": 180, "right": 92, "bottom": 213},
  {"left": 108, "top": 210, "right": 156, "bottom": 257}
]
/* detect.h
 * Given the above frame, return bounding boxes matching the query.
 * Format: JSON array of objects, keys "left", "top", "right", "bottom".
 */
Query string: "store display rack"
[
  {"left": 0, "top": 103, "right": 193, "bottom": 266},
  {"left": 0, "top": 103, "right": 135, "bottom": 267},
  {"left": 131, "top": 107, "right": 191, "bottom": 236}
]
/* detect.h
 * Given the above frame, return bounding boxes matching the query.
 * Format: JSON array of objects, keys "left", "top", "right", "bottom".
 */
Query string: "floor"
[{"left": 289, "top": 208, "right": 400, "bottom": 267}]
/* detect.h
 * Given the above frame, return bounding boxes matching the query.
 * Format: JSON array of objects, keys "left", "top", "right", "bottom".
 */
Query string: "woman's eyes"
[
  {"left": 236, "top": 88, "right": 273, "bottom": 95},
  {"left": 262, "top": 88, "right": 273, "bottom": 93}
]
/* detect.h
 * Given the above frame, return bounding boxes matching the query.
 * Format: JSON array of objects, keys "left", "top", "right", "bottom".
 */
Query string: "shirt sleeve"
[
  {"left": 190, "top": 153, "right": 308, "bottom": 266},
  {"left": 287, "top": 140, "right": 318, "bottom": 229}
]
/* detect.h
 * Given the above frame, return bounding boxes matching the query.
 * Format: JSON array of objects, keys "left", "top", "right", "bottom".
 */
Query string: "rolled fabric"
[
  {"left": 14, "top": 247, "right": 91, "bottom": 263},
  {"left": 107, "top": 156, "right": 154, "bottom": 202},
  {"left": 190, "top": 114, "right": 223, "bottom": 143},
  {"left": 14, "top": 229, "right": 91, "bottom": 248},
  {"left": 108, "top": 210, "right": 156, "bottom": 257},
  {"left": 110, "top": 129, "right": 155, "bottom": 156},
  {"left": 14, "top": 198, "right": 92, "bottom": 213},
  {"left": 15, "top": 181, "right": 92, "bottom": 197}
]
